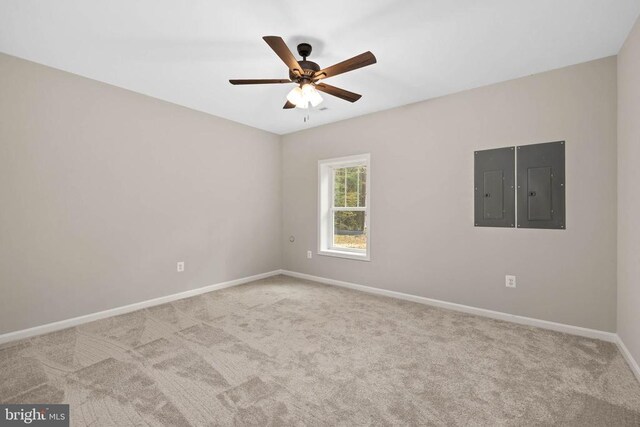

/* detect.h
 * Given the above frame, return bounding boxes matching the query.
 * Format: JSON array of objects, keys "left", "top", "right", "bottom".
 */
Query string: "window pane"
[
  {"left": 334, "top": 168, "right": 346, "bottom": 207},
  {"left": 333, "top": 211, "right": 367, "bottom": 250},
  {"left": 334, "top": 166, "right": 366, "bottom": 208},
  {"left": 358, "top": 166, "right": 367, "bottom": 207}
]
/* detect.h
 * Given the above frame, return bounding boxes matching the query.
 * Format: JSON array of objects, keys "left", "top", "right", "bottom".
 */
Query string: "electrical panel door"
[
  {"left": 517, "top": 141, "right": 565, "bottom": 229},
  {"left": 474, "top": 147, "right": 515, "bottom": 227}
]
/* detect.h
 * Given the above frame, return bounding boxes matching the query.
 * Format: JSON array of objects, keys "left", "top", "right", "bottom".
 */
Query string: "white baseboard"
[
  {"left": 616, "top": 335, "right": 640, "bottom": 383},
  {"left": 280, "top": 270, "right": 617, "bottom": 343},
  {"left": 0, "top": 270, "right": 282, "bottom": 345}
]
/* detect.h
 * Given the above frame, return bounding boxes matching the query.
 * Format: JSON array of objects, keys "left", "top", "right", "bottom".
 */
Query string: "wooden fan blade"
[
  {"left": 263, "top": 36, "right": 303, "bottom": 74},
  {"left": 314, "top": 51, "right": 376, "bottom": 80},
  {"left": 229, "top": 79, "right": 291, "bottom": 85},
  {"left": 315, "top": 83, "right": 362, "bottom": 103},
  {"left": 283, "top": 101, "right": 296, "bottom": 109}
]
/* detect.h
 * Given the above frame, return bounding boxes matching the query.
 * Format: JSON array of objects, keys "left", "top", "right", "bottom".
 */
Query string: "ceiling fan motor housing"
[
  {"left": 288, "top": 43, "right": 319, "bottom": 82},
  {"left": 289, "top": 61, "right": 320, "bottom": 81}
]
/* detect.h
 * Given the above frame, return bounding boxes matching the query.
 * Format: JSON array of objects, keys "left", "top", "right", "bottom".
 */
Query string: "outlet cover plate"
[{"left": 505, "top": 275, "right": 516, "bottom": 288}]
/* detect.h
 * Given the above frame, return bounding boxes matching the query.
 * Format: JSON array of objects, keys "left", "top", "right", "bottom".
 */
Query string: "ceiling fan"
[{"left": 229, "top": 36, "right": 376, "bottom": 109}]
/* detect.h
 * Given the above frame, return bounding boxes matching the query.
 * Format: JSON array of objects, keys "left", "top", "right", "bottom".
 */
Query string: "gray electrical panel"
[
  {"left": 517, "top": 141, "right": 565, "bottom": 229},
  {"left": 474, "top": 147, "right": 515, "bottom": 227}
]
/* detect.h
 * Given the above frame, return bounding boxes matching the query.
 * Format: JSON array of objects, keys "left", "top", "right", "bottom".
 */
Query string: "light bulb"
[
  {"left": 300, "top": 84, "right": 314, "bottom": 96},
  {"left": 308, "top": 90, "right": 323, "bottom": 107},
  {"left": 301, "top": 84, "right": 323, "bottom": 107},
  {"left": 286, "top": 86, "right": 304, "bottom": 106}
]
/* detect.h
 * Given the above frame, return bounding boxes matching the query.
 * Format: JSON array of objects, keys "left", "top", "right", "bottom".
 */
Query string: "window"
[{"left": 318, "top": 154, "right": 370, "bottom": 261}]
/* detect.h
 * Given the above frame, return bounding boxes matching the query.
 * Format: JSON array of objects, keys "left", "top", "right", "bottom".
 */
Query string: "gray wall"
[
  {"left": 618, "top": 17, "right": 640, "bottom": 364},
  {"left": 0, "top": 52, "right": 622, "bottom": 337},
  {"left": 282, "top": 57, "right": 618, "bottom": 332},
  {"left": 0, "top": 53, "right": 282, "bottom": 334}
]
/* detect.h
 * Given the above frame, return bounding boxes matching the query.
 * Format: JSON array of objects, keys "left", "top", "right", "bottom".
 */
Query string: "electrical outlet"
[
  {"left": 505, "top": 275, "right": 516, "bottom": 288},
  {"left": 307, "top": 250, "right": 312, "bottom": 259},
  {"left": 177, "top": 261, "right": 185, "bottom": 272}
]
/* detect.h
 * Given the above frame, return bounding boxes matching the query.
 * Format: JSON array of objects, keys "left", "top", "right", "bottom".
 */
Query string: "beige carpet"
[{"left": 1, "top": 275, "right": 639, "bottom": 426}]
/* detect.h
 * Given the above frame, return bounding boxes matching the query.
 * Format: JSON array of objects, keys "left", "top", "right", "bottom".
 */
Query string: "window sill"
[{"left": 318, "top": 249, "right": 370, "bottom": 262}]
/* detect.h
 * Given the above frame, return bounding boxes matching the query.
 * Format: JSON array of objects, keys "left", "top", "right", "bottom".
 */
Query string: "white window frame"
[{"left": 318, "top": 153, "right": 371, "bottom": 261}]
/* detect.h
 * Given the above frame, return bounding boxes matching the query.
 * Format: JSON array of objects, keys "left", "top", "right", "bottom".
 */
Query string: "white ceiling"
[{"left": 1, "top": 1, "right": 639, "bottom": 135}]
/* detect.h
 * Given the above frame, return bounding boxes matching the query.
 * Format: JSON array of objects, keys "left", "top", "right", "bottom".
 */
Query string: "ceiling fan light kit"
[
  {"left": 287, "top": 84, "right": 323, "bottom": 109},
  {"left": 230, "top": 36, "right": 376, "bottom": 110}
]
